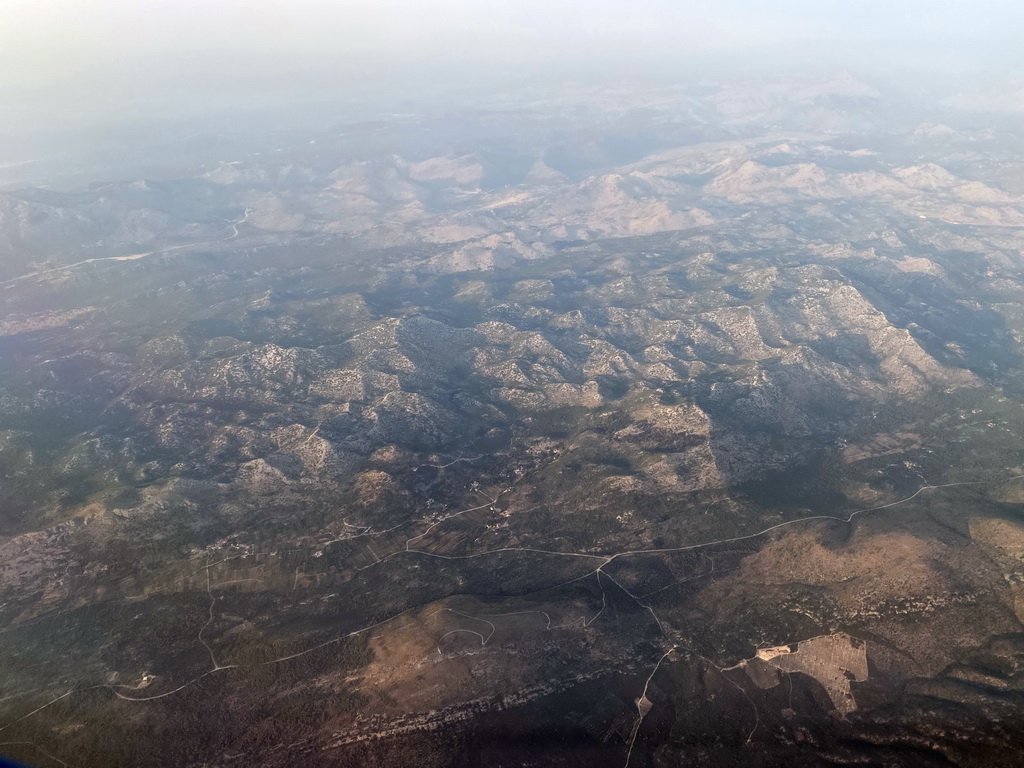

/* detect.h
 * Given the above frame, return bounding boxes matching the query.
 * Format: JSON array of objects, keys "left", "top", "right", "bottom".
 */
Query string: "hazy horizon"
[{"left": 3, "top": 0, "right": 1023, "bottom": 138}]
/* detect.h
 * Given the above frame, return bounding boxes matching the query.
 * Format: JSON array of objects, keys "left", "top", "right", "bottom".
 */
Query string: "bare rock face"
[
  {"left": 423, "top": 232, "right": 551, "bottom": 273},
  {"left": 408, "top": 155, "right": 485, "bottom": 186},
  {"left": 484, "top": 172, "right": 714, "bottom": 241}
]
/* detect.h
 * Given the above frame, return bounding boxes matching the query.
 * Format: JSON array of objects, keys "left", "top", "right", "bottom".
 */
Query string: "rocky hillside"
[{"left": 2, "top": 74, "right": 1024, "bottom": 768}]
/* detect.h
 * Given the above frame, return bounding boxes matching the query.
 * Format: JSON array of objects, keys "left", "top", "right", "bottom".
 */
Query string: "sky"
[{"left": 1, "top": 0, "right": 1023, "bottom": 137}]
